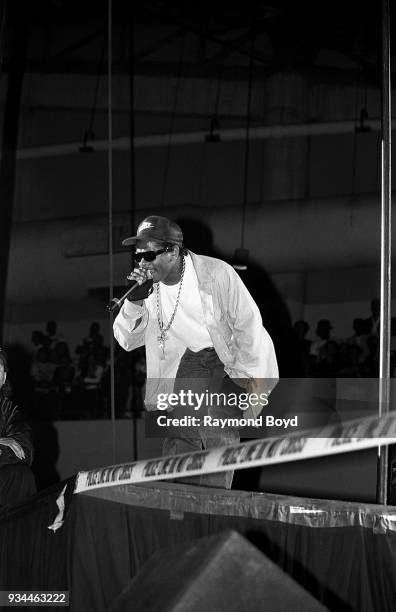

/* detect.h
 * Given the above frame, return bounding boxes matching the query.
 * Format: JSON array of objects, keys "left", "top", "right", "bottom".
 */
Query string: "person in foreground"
[
  {"left": 114, "top": 216, "right": 278, "bottom": 488},
  {"left": 0, "top": 349, "right": 36, "bottom": 511}
]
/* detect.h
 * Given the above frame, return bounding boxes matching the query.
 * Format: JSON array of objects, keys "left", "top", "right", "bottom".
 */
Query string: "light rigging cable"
[
  {"left": 234, "top": 19, "right": 256, "bottom": 271},
  {"left": 107, "top": 0, "right": 116, "bottom": 464},
  {"left": 80, "top": 34, "right": 106, "bottom": 153}
]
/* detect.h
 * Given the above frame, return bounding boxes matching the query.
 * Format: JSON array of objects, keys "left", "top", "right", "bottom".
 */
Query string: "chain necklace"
[{"left": 156, "top": 256, "right": 185, "bottom": 360}]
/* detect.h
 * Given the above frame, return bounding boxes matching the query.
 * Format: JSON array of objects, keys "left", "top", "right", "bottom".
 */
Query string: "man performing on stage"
[{"left": 113, "top": 216, "right": 278, "bottom": 488}]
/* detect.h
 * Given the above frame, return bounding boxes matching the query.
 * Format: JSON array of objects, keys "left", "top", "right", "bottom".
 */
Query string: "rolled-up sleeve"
[{"left": 113, "top": 300, "right": 149, "bottom": 352}]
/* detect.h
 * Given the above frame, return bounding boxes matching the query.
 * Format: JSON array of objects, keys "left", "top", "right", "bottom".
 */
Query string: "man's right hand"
[{"left": 126, "top": 268, "right": 153, "bottom": 302}]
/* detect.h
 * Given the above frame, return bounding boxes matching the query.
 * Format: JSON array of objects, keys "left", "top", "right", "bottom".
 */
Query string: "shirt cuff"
[
  {"left": 120, "top": 300, "right": 147, "bottom": 334},
  {"left": 123, "top": 299, "right": 146, "bottom": 320}
]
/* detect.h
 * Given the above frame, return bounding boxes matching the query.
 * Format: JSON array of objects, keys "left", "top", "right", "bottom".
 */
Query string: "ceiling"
[{"left": 1, "top": 0, "right": 386, "bottom": 85}]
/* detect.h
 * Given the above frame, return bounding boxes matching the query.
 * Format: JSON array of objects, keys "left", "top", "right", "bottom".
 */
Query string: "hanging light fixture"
[
  {"left": 204, "top": 116, "right": 221, "bottom": 142},
  {"left": 79, "top": 128, "right": 95, "bottom": 154},
  {"left": 79, "top": 33, "right": 106, "bottom": 154},
  {"left": 232, "top": 247, "right": 250, "bottom": 271},
  {"left": 205, "top": 57, "right": 224, "bottom": 143}
]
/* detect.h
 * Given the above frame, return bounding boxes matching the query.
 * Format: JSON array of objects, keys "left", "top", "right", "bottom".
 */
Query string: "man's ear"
[{"left": 170, "top": 245, "right": 179, "bottom": 259}]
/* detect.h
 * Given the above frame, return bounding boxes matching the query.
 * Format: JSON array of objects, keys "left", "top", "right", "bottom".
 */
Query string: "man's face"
[
  {"left": 316, "top": 323, "right": 330, "bottom": 339},
  {"left": 135, "top": 240, "right": 177, "bottom": 284},
  {"left": 0, "top": 362, "right": 6, "bottom": 390}
]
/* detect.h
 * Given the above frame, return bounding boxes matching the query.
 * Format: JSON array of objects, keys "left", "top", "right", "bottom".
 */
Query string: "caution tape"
[{"left": 74, "top": 412, "right": 396, "bottom": 494}]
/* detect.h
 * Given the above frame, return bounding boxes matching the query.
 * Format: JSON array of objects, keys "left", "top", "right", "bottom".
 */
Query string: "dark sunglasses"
[{"left": 133, "top": 247, "right": 170, "bottom": 262}]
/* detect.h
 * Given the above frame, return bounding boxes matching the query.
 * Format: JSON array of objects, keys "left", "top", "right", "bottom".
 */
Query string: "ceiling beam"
[{"left": 4, "top": 58, "right": 383, "bottom": 88}]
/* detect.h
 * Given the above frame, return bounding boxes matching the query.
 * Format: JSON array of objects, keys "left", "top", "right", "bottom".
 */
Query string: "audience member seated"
[{"left": 0, "top": 349, "right": 36, "bottom": 512}]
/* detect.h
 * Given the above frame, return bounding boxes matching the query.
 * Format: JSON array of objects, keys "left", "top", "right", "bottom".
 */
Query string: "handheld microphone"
[{"left": 106, "top": 270, "right": 153, "bottom": 312}]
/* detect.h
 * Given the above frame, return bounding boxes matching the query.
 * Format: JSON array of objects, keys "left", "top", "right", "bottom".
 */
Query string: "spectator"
[
  {"left": 52, "top": 340, "right": 71, "bottom": 365},
  {"left": 82, "top": 354, "right": 104, "bottom": 390},
  {"left": 43, "top": 320, "right": 60, "bottom": 352},
  {"left": 309, "top": 320, "right": 338, "bottom": 376},
  {"left": 364, "top": 298, "right": 380, "bottom": 337},
  {"left": 345, "top": 318, "right": 370, "bottom": 363},
  {"left": 315, "top": 339, "right": 339, "bottom": 376},
  {"left": 76, "top": 322, "right": 109, "bottom": 372},
  {"left": 0, "top": 349, "right": 36, "bottom": 511},
  {"left": 30, "top": 347, "right": 55, "bottom": 394},
  {"left": 360, "top": 334, "right": 379, "bottom": 377},
  {"left": 338, "top": 343, "right": 362, "bottom": 377},
  {"left": 84, "top": 322, "right": 104, "bottom": 348},
  {"left": 31, "top": 330, "right": 45, "bottom": 356}
]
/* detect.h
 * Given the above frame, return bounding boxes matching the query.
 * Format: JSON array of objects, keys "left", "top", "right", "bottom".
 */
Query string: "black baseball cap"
[{"left": 122, "top": 216, "right": 183, "bottom": 247}]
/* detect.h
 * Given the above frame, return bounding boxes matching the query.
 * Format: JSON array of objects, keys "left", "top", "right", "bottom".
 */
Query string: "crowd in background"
[
  {"left": 29, "top": 321, "right": 146, "bottom": 420},
  {"left": 293, "top": 299, "right": 382, "bottom": 378},
  {"left": 24, "top": 298, "right": 389, "bottom": 420}
]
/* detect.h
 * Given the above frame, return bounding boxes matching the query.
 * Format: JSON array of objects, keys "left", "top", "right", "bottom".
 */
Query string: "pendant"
[{"left": 158, "top": 331, "right": 166, "bottom": 360}]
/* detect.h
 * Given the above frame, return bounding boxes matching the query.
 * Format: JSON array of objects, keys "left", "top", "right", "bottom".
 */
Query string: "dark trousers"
[
  {"left": 0, "top": 463, "right": 37, "bottom": 512},
  {"left": 162, "top": 348, "right": 240, "bottom": 489}
]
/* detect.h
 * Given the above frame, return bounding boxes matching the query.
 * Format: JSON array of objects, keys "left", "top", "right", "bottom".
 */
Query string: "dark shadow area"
[
  {"left": 29, "top": 408, "right": 60, "bottom": 490},
  {"left": 244, "top": 529, "right": 355, "bottom": 612},
  {"left": 5, "top": 342, "right": 33, "bottom": 407}
]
